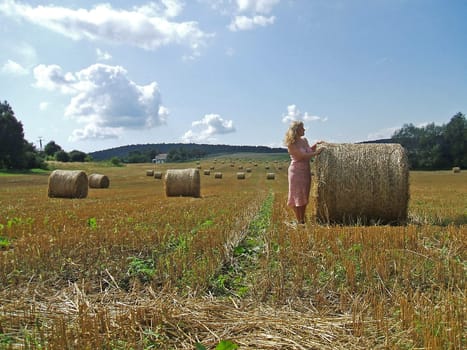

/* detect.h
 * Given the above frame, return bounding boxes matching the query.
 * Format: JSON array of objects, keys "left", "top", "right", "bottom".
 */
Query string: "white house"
[{"left": 152, "top": 153, "right": 168, "bottom": 163}]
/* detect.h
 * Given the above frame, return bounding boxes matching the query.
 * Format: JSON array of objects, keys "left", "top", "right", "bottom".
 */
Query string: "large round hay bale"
[
  {"left": 203, "top": 170, "right": 211, "bottom": 175},
  {"left": 452, "top": 167, "right": 461, "bottom": 173},
  {"left": 311, "top": 143, "right": 409, "bottom": 225},
  {"left": 164, "top": 168, "right": 200, "bottom": 197},
  {"left": 266, "top": 172, "right": 275, "bottom": 180},
  {"left": 88, "top": 173, "right": 110, "bottom": 188},
  {"left": 237, "top": 172, "right": 245, "bottom": 179},
  {"left": 214, "top": 172, "right": 223, "bottom": 179},
  {"left": 154, "top": 171, "right": 163, "bottom": 179},
  {"left": 146, "top": 170, "right": 154, "bottom": 176},
  {"left": 48, "top": 170, "right": 88, "bottom": 198}
]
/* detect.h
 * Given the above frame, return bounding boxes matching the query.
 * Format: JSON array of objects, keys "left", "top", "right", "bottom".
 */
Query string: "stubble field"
[{"left": 0, "top": 158, "right": 465, "bottom": 349}]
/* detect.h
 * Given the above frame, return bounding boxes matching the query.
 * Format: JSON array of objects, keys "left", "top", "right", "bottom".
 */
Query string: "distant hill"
[{"left": 89, "top": 143, "right": 288, "bottom": 161}]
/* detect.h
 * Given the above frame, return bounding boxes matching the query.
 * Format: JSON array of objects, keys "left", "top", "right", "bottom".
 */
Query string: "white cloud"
[
  {"left": 39, "top": 102, "right": 49, "bottom": 111},
  {"left": 33, "top": 63, "right": 168, "bottom": 141},
  {"left": 33, "top": 64, "right": 77, "bottom": 94},
  {"left": 182, "top": 113, "right": 235, "bottom": 142},
  {"left": 228, "top": 15, "right": 275, "bottom": 31},
  {"left": 282, "top": 104, "right": 327, "bottom": 124},
  {"left": 96, "top": 48, "right": 112, "bottom": 61},
  {"left": 1, "top": 59, "right": 28, "bottom": 75},
  {"left": 0, "top": 0, "right": 212, "bottom": 55},
  {"left": 236, "top": 0, "right": 280, "bottom": 14}
]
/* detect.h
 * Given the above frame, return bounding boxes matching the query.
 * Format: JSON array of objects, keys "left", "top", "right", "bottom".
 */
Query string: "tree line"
[
  {"left": 391, "top": 112, "right": 466, "bottom": 170},
  {"left": 0, "top": 101, "right": 89, "bottom": 169}
]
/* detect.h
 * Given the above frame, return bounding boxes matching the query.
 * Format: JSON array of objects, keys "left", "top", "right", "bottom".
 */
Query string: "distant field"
[{"left": 0, "top": 159, "right": 465, "bottom": 349}]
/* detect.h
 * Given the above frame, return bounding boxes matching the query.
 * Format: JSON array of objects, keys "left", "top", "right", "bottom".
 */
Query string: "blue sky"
[{"left": 1, "top": 0, "right": 466, "bottom": 153}]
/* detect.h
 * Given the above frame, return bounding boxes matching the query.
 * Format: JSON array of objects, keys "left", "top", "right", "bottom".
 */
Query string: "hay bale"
[
  {"left": 48, "top": 170, "right": 88, "bottom": 198},
  {"left": 88, "top": 173, "right": 110, "bottom": 188},
  {"left": 203, "top": 170, "right": 211, "bottom": 175},
  {"left": 214, "top": 172, "right": 223, "bottom": 179},
  {"left": 237, "top": 172, "right": 245, "bottom": 180},
  {"left": 246, "top": 168, "right": 252, "bottom": 173},
  {"left": 154, "top": 171, "right": 163, "bottom": 179},
  {"left": 266, "top": 173, "right": 275, "bottom": 180},
  {"left": 312, "top": 143, "right": 409, "bottom": 225},
  {"left": 164, "top": 168, "right": 200, "bottom": 197},
  {"left": 146, "top": 170, "right": 154, "bottom": 176},
  {"left": 452, "top": 167, "right": 461, "bottom": 173}
]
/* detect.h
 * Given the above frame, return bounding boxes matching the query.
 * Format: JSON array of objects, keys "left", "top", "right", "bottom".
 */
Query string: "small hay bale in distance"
[
  {"left": 88, "top": 173, "right": 110, "bottom": 188},
  {"left": 154, "top": 171, "right": 163, "bottom": 179},
  {"left": 164, "top": 168, "right": 201, "bottom": 197},
  {"left": 214, "top": 172, "right": 223, "bottom": 179},
  {"left": 48, "top": 170, "right": 88, "bottom": 199},
  {"left": 312, "top": 143, "right": 409, "bottom": 225},
  {"left": 146, "top": 169, "right": 154, "bottom": 176},
  {"left": 203, "top": 170, "right": 211, "bottom": 176},
  {"left": 237, "top": 172, "right": 246, "bottom": 180},
  {"left": 266, "top": 172, "right": 275, "bottom": 180},
  {"left": 246, "top": 168, "right": 252, "bottom": 173},
  {"left": 452, "top": 167, "right": 461, "bottom": 173}
]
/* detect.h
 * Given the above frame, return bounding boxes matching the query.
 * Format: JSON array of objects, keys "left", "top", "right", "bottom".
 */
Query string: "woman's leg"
[{"left": 294, "top": 205, "right": 306, "bottom": 224}]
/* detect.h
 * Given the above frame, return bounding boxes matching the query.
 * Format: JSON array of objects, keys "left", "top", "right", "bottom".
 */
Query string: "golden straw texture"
[
  {"left": 48, "top": 170, "right": 88, "bottom": 198},
  {"left": 311, "top": 143, "right": 409, "bottom": 224},
  {"left": 164, "top": 168, "right": 201, "bottom": 197},
  {"left": 88, "top": 174, "right": 110, "bottom": 188}
]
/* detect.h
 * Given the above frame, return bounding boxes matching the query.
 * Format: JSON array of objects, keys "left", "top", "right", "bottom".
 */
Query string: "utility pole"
[{"left": 38, "top": 137, "right": 43, "bottom": 151}]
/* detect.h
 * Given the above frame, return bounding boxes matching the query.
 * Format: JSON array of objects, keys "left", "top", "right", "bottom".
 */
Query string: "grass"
[{"left": 0, "top": 160, "right": 465, "bottom": 349}]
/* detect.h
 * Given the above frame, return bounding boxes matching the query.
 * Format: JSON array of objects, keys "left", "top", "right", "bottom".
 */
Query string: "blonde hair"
[{"left": 284, "top": 121, "right": 303, "bottom": 146}]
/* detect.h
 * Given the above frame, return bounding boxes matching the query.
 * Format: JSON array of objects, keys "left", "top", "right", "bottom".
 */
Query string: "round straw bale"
[
  {"left": 48, "top": 170, "right": 88, "bottom": 198},
  {"left": 154, "top": 171, "right": 163, "bottom": 179},
  {"left": 203, "top": 170, "right": 211, "bottom": 175},
  {"left": 311, "top": 143, "right": 409, "bottom": 225},
  {"left": 214, "top": 172, "right": 223, "bottom": 179},
  {"left": 146, "top": 169, "right": 154, "bottom": 176},
  {"left": 164, "top": 168, "right": 200, "bottom": 197},
  {"left": 452, "top": 166, "right": 461, "bottom": 173},
  {"left": 266, "top": 172, "right": 275, "bottom": 180},
  {"left": 88, "top": 173, "right": 110, "bottom": 188},
  {"left": 246, "top": 168, "right": 252, "bottom": 173},
  {"left": 237, "top": 172, "right": 246, "bottom": 179}
]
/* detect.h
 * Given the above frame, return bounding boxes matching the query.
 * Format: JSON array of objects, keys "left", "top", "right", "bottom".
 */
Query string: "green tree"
[
  {"left": 443, "top": 112, "right": 466, "bottom": 168},
  {"left": 0, "top": 101, "right": 29, "bottom": 169},
  {"left": 55, "top": 150, "right": 70, "bottom": 162},
  {"left": 44, "top": 141, "right": 63, "bottom": 156},
  {"left": 392, "top": 113, "right": 467, "bottom": 169},
  {"left": 69, "top": 150, "right": 88, "bottom": 162}
]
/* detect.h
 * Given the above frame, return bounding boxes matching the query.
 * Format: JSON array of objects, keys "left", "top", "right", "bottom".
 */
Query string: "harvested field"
[{"left": 0, "top": 160, "right": 465, "bottom": 349}]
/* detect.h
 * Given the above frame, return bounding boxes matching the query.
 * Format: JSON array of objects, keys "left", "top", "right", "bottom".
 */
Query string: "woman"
[{"left": 284, "top": 121, "right": 323, "bottom": 224}]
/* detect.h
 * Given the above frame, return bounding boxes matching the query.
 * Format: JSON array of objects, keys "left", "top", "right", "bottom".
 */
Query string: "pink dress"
[{"left": 287, "top": 138, "right": 315, "bottom": 207}]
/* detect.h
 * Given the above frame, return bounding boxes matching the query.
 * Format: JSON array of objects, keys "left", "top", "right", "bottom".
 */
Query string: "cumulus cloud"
[
  {"left": 96, "top": 48, "right": 112, "bottom": 61},
  {"left": 32, "top": 63, "right": 168, "bottom": 141},
  {"left": 0, "top": 0, "right": 212, "bottom": 55},
  {"left": 236, "top": 0, "right": 280, "bottom": 14},
  {"left": 282, "top": 104, "right": 328, "bottom": 124},
  {"left": 1, "top": 59, "right": 28, "bottom": 75},
  {"left": 182, "top": 113, "right": 235, "bottom": 142},
  {"left": 207, "top": 0, "right": 280, "bottom": 31},
  {"left": 228, "top": 15, "right": 275, "bottom": 31}
]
